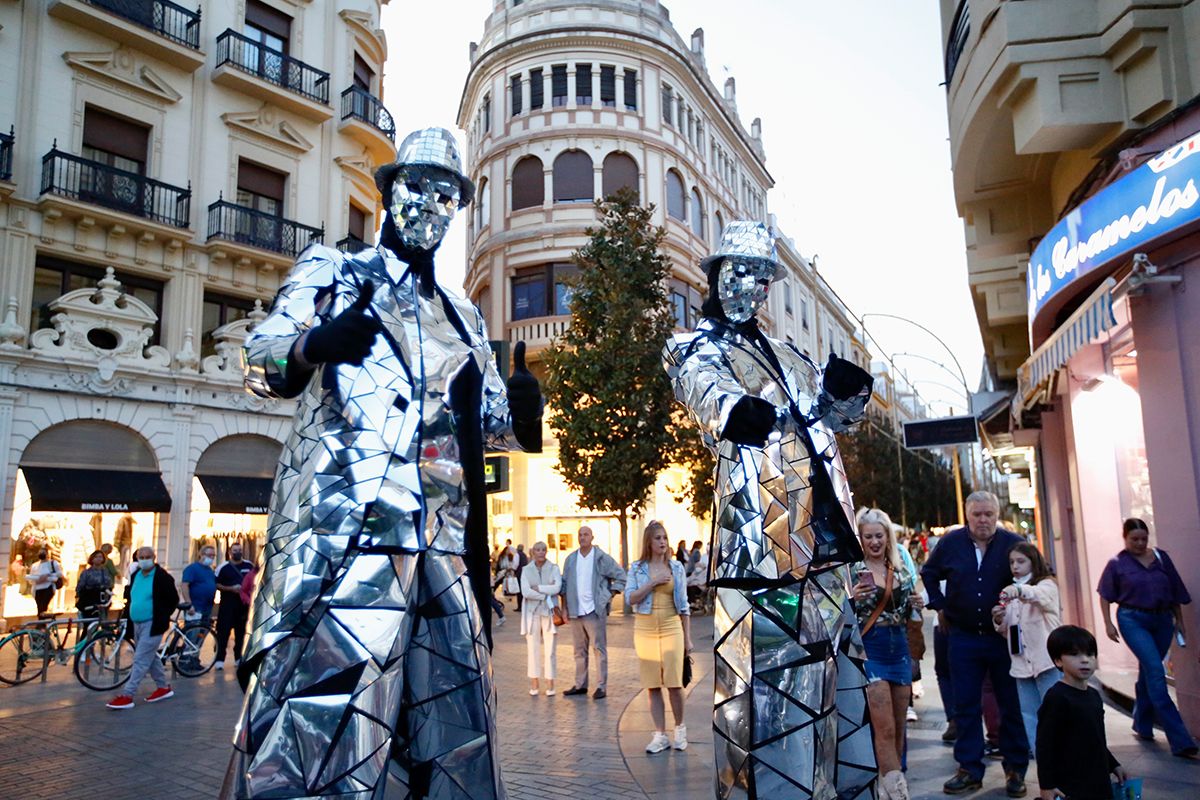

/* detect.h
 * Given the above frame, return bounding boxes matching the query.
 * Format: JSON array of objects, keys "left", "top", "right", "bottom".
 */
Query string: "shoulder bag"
[{"left": 859, "top": 566, "right": 894, "bottom": 637}]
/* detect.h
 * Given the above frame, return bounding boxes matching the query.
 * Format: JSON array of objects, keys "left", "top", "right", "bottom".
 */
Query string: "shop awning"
[
  {"left": 1018, "top": 277, "right": 1117, "bottom": 406},
  {"left": 196, "top": 474, "right": 274, "bottom": 515},
  {"left": 22, "top": 467, "right": 172, "bottom": 512}
]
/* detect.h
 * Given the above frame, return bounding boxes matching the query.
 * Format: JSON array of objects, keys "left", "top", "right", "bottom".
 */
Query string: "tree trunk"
[{"left": 619, "top": 507, "right": 632, "bottom": 615}]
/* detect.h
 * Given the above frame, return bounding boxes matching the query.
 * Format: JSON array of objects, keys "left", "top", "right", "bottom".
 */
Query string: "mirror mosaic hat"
[
  {"left": 374, "top": 127, "right": 475, "bottom": 206},
  {"left": 700, "top": 220, "right": 785, "bottom": 282}
]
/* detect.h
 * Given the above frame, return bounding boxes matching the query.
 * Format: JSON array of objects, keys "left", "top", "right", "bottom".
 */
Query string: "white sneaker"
[
  {"left": 906, "top": 706, "right": 918, "bottom": 722},
  {"left": 673, "top": 724, "right": 688, "bottom": 751},
  {"left": 496, "top": 616, "right": 506, "bottom": 627},
  {"left": 214, "top": 661, "right": 224, "bottom": 670},
  {"left": 912, "top": 679, "right": 924, "bottom": 698},
  {"left": 645, "top": 732, "right": 670, "bottom": 754}
]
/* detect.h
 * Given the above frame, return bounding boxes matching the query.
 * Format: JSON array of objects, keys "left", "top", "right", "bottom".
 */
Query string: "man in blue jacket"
[{"left": 921, "top": 491, "right": 1028, "bottom": 797}]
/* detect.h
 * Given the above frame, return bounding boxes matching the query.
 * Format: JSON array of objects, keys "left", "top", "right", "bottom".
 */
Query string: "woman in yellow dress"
[{"left": 626, "top": 520, "right": 693, "bottom": 753}]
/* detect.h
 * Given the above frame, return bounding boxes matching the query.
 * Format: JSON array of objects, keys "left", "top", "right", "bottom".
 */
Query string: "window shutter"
[
  {"left": 246, "top": 0, "right": 292, "bottom": 41},
  {"left": 530, "top": 68, "right": 544, "bottom": 109},
  {"left": 237, "top": 160, "right": 287, "bottom": 202},
  {"left": 82, "top": 107, "right": 149, "bottom": 166}
]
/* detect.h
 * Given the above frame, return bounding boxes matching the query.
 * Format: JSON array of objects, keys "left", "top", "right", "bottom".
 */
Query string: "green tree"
[{"left": 543, "top": 189, "right": 678, "bottom": 566}]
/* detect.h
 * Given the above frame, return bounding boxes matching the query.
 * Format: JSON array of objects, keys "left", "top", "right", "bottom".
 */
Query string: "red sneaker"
[
  {"left": 106, "top": 695, "right": 134, "bottom": 710},
  {"left": 145, "top": 686, "right": 174, "bottom": 703}
]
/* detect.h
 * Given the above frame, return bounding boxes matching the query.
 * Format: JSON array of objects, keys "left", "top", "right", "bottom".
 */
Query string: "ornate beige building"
[
  {"left": 0, "top": 0, "right": 396, "bottom": 622},
  {"left": 457, "top": 0, "right": 858, "bottom": 562}
]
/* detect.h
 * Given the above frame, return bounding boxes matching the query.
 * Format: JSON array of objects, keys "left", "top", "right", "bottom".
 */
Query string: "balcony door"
[
  {"left": 242, "top": 0, "right": 292, "bottom": 87},
  {"left": 236, "top": 160, "right": 287, "bottom": 251},
  {"left": 80, "top": 106, "right": 149, "bottom": 217}
]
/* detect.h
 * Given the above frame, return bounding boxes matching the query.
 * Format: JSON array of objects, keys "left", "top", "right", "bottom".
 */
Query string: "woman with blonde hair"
[
  {"left": 852, "top": 508, "right": 922, "bottom": 800},
  {"left": 625, "top": 520, "right": 692, "bottom": 753},
  {"left": 521, "top": 541, "right": 561, "bottom": 695}
]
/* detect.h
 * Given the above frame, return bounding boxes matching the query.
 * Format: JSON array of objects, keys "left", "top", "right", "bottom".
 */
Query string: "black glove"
[
  {"left": 507, "top": 341, "right": 543, "bottom": 452},
  {"left": 721, "top": 395, "right": 777, "bottom": 447},
  {"left": 301, "top": 279, "right": 384, "bottom": 366},
  {"left": 822, "top": 354, "right": 873, "bottom": 401}
]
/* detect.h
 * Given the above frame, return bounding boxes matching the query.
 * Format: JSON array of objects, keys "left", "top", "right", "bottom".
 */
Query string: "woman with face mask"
[
  {"left": 27, "top": 549, "right": 63, "bottom": 617},
  {"left": 990, "top": 543, "right": 1059, "bottom": 759},
  {"left": 1098, "top": 518, "right": 1197, "bottom": 757}
]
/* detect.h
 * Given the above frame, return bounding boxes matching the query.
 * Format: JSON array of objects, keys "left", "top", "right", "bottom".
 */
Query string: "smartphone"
[
  {"left": 1009, "top": 624, "right": 1022, "bottom": 656},
  {"left": 858, "top": 569, "right": 876, "bottom": 589}
]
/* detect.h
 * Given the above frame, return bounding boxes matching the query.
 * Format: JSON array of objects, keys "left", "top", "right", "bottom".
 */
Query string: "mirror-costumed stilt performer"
[
  {"left": 222, "top": 128, "right": 543, "bottom": 800},
  {"left": 663, "top": 222, "right": 878, "bottom": 800}
]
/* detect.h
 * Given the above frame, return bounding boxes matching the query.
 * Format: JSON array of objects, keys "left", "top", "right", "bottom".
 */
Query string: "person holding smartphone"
[{"left": 851, "top": 508, "right": 923, "bottom": 800}]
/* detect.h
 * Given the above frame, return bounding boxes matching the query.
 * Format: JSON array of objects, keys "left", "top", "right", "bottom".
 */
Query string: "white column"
[
  {"left": 165, "top": 404, "right": 195, "bottom": 570},
  {"left": 567, "top": 65, "right": 576, "bottom": 110},
  {"left": 616, "top": 71, "right": 626, "bottom": 110},
  {"left": 591, "top": 68, "right": 600, "bottom": 109},
  {"left": 0, "top": 386, "right": 20, "bottom": 617}
]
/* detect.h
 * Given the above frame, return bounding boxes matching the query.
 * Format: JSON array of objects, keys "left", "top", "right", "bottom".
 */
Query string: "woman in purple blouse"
[{"left": 1097, "top": 517, "right": 1197, "bottom": 757}]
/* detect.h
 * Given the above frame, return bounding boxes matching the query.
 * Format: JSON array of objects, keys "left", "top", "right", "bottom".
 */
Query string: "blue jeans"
[
  {"left": 1015, "top": 668, "right": 1060, "bottom": 757},
  {"left": 1117, "top": 607, "right": 1197, "bottom": 753},
  {"left": 948, "top": 630, "right": 1029, "bottom": 779}
]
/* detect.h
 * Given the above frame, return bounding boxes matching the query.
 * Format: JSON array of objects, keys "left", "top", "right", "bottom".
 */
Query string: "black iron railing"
[
  {"left": 86, "top": 0, "right": 201, "bottom": 50},
  {"left": 944, "top": 1, "right": 971, "bottom": 87},
  {"left": 336, "top": 234, "right": 369, "bottom": 253},
  {"left": 215, "top": 29, "right": 329, "bottom": 105},
  {"left": 0, "top": 128, "right": 12, "bottom": 182},
  {"left": 207, "top": 199, "right": 323, "bottom": 257},
  {"left": 41, "top": 147, "right": 191, "bottom": 227},
  {"left": 340, "top": 86, "right": 396, "bottom": 142}
]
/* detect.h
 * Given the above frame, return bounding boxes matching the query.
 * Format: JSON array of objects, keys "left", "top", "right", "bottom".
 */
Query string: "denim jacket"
[{"left": 625, "top": 559, "right": 690, "bottom": 616}]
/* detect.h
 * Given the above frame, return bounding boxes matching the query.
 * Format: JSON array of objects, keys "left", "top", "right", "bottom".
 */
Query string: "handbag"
[
  {"left": 503, "top": 575, "right": 519, "bottom": 595},
  {"left": 682, "top": 652, "right": 694, "bottom": 687},
  {"left": 552, "top": 605, "right": 567, "bottom": 627},
  {"left": 906, "top": 612, "right": 926, "bottom": 660},
  {"left": 53, "top": 561, "right": 65, "bottom": 590}
]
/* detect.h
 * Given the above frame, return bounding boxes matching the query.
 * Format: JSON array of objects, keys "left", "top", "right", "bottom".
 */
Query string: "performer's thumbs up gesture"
[
  {"left": 301, "top": 279, "right": 384, "bottom": 366},
  {"left": 507, "top": 341, "right": 544, "bottom": 452}
]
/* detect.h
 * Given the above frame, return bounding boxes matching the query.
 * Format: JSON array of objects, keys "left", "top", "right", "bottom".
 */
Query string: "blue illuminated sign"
[{"left": 1027, "top": 131, "right": 1200, "bottom": 336}]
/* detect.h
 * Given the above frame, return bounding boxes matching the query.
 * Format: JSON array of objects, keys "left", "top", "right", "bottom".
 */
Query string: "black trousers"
[
  {"left": 216, "top": 601, "right": 249, "bottom": 662},
  {"left": 34, "top": 587, "right": 54, "bottom": 616}
]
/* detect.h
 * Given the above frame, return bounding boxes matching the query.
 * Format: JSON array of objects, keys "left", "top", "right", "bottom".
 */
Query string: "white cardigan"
[
  {"left": 520, "top": 560, "right": 562, "bottom": 637},
  {"left": 996, "top": 578, "right": 1062, "bottom": 678}
]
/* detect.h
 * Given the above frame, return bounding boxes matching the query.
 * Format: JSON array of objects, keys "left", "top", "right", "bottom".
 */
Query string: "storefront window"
[{"left": 1106, "top": 334, "right": 1154, "bottom": 526}]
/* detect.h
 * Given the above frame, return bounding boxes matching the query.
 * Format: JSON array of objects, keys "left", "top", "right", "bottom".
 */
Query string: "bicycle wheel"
[
  {"left": 74, "top": 631, "right": 135, "bottom": 691},
  {"left": 174, "top": 623, "right": 217, "bottom": 677},
  {"left": 0, "top": 629, "right": 47, "bottom": 685}
]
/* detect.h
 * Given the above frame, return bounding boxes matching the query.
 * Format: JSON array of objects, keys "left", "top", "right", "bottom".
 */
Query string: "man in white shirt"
[{"left": 559, "top": 526, "right": 626, "bottom": 699}]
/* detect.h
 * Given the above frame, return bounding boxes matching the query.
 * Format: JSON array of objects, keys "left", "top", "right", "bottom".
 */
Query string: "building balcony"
[
  {"left": 0, "top": 128, "right": 12, "bottom": 188},
  {"left": 338, "top": 86, "right": 396, "bottom": 165},
  {"left": 48, "top": 0, "right": 205, "bottom": 72},
  {"left": 207, "top": 199, "right": 322, "bottom": 260},
  {"left": 335, "top": 234, "right": 369, "bottom": 254},
  {"left": 506, "top": 315, "right": 569, "bottom": 353},
  {"left": 40, "top": 147, "right": 192, "bottom": 230},
  {"left": 212, "top": 29, "right": 332, "bottom": 122}
]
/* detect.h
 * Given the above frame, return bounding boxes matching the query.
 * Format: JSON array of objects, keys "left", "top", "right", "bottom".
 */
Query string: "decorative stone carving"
[
  {"left": 64, "top": 49, "right": 183, "bottom": 105},
  {"left": 176, "top": 328, "right": 200, "bottom": 372},
  {"left": 0, "top": 297, "right": 26, "bottom": 350},
  {"left": 201, "top": 299, "right": 267, "bottom": 379},
  {"left": 223, "top": 105, "right": 314, "bottom": 154},
  {"left": 30, "top": 267, "right": 171, "bottom": 369}
]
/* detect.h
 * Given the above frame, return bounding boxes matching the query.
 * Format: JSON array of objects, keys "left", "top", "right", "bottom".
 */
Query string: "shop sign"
[
  {"left": 81, "top": 502, "right": 131, "bottom": 512},
  {"left": 1027, "top": 131, "right": 1200, "bottom": 334},
  {"left": 903, "top": 416, "right": 979, "bottom": 449}
]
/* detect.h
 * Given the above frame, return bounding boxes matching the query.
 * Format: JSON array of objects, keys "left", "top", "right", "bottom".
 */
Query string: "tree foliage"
[
  {"left": 543, "top": 189, "right": 678, "bottom": 565},
  {"left": 837, "top": 417, "right": 964, "bottom": 529},
  {"left": 667, "top": 406, "right": 716, "bottom": 521}
]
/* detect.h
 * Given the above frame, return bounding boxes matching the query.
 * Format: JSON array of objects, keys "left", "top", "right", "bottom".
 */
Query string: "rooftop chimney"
[
  {"left": 724, "top": 77, "right": 736, "bottom": 105},
  {"left": 751, "top": 117, "right": 762, "bottom": 140},
  {"left": 691, "top": 28, "right": 705, "bottom": 57},
  {"left": 469, "top": 42, "right": 478, "bottom": 61}
]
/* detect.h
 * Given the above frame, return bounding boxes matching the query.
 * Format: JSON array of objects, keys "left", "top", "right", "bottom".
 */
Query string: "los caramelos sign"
[{"left": 1027, "top": 131, "right": 1200, "bottom": 341}]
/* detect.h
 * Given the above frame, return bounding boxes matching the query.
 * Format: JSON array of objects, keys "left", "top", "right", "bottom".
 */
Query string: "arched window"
[
  {"left": 476, "top": 177, "right": 490, "bottom": 230},
  {"left": 601, "top": 152, "right": 639, "bottom": 200},
  {"left": 666, "top": 169, "right": 685, "bottom": 221},
  {"left": 713, "top": 210, "right": 724, "bottom": 246},
  {"left": 689, "top": 188, "right": 704, "bottom": 238},
  {"left": 553, "top": 150, "right": 593, "bottom": 203},
  {"left": 511, "top": 156, "right": 544, "bottom": 210}
]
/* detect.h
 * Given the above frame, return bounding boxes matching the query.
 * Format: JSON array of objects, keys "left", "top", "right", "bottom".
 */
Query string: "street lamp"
[{"left": 859, "top": 312, "right": 971, "bottom": 394}]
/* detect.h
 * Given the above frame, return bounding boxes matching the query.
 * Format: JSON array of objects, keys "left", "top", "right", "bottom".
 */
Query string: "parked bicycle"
[
  {"left": 74, "top": 603, "right": 217, "bottom": 691},
  {"left": 0, "top": 600, "right": 118, "bottom": 686}
]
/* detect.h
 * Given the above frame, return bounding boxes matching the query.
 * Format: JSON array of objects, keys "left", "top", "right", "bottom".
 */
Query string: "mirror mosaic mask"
[
  {"left": 717, "top": 257, "right": 775, "bottom": 323},
  {"left": 389, "top": 166, "right": 461, "bottom": 250}
]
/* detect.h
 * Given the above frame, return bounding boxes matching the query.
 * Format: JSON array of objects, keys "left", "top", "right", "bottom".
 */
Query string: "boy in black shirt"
[{"left": 1036, "top": 626, "right": 1130, "bottom": 799}]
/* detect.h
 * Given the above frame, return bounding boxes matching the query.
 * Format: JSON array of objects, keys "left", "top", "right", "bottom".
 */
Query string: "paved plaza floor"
[{"left": 1, "top": 608, "right": 1197, "bottom": 799}]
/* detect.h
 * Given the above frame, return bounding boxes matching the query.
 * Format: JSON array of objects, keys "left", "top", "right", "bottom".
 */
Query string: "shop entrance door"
[{"left": 531, "top": 517, "right": 622, "bottom": 568}]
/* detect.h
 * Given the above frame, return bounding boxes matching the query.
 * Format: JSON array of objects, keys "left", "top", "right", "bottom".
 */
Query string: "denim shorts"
[{"left": 862, "top": 624, "right": 912, "bottom": 685}]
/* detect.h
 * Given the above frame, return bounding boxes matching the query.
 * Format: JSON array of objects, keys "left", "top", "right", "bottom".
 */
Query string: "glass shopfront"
[{"left": 188, "top": 435, "right": 282, "bottom": 564}]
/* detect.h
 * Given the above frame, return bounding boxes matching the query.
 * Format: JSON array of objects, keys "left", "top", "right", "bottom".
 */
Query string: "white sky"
[{"left": 381, "top": 0, "right": 985, "bottom": 415}]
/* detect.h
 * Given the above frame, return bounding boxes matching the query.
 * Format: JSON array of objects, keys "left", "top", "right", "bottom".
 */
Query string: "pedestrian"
[
  {"left": 675, "top": 539, "right": 689, "bottom": 567},
  {"left": 1035, "top": 626, "right": 1130, "bottom": 799},
  {"left": 497, "top": 545, "right": 520, "bottom": 608},
  {"left": 921, "top": 491, "right": 1029, "bottom": 797},
  {"left": 515, "top": 543, "right": 529, "bottom": 611},
  {"left": 626, "top": 520, "right": 692, "bottom": 754},
  {"left": 991, "top": 542, "right": 1061, "bottom": 757},
  {"left": 27, "top": 548, "right": 62, "bottom": 617},
  {"left": 851, "top": 508, "right": 923, "bottom": 800},
  {"left": 100, "top": 543, "right": 119, "bottom": 584},
  {"left": 1097, "top": 517, "right": 1197, "bottom": 757},
  {"left": 75, "top": 550, "right": 114, "bottom": 618},
  {"left": 685, "top": 540, "right": 708, "bottom": 612},
  {"left": 520, "top": 541, "right": 561, "bottom": 696},
  {"left": 105, "top": 546, "right": 178, "bottom": 709},
  {"left": 560, "top": 525, "right": 627, "bottom": 700},
  {"left": 8, "top": 554, "right": 26, "bottom": 591},
  {"left": 213, "top": 542, "right": 253, "bottom": 670},
  {"left": 181, "top": 544, "right": 218, "bottom": 628}
]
